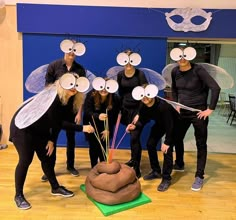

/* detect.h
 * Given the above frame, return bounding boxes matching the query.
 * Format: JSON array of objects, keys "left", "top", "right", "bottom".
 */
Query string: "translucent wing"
[
  {"left": 161, "top": 63, "right": 178, "bottom": 87},
  {"left": 85, "top": 69, "right": 97, "bottom": 93},
  {"left": 139, "top": 68, "right": 166, "bottom": 90},
  {"left": 162, "top": 63, "right": 234, "bottom": 89},
  {"left": 25, "top": 64, "right": 48, "bottom": 93},
  {"left": 157, "top": 96, "right": 201, "bottom": 112},
  {"left": 198, "top": 63, "right": 234, "bottom": 89},
  {"left": 106, "top": 66, "right": 166, "bottom": 91},
  {"left": 106, "top": 66, "right": 124, "bottom": 80},
  {"left": 15, "top": 85, "right": 57, "bottom": 129}
]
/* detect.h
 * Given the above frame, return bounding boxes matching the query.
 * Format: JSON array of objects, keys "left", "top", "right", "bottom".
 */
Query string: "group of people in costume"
[{"left": 9, "top": 39, "right": 220, "bottom": 210}]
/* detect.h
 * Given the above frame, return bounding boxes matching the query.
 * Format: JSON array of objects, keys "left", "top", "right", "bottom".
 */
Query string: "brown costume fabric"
[{"left": 85, "top": 161, "right": 141, "bottom": 205}]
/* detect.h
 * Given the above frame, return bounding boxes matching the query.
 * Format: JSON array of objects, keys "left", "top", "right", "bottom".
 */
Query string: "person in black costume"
[
  {"left": 9, "top": 75, "right": 94, "bottom": 210},
  {"left": 83, "top": 78, "right": 120, "bottom": 168},
  {"left": 126, "top": 84, "right": 178, "bottom": 191},
  {"left": 116, "top": 49, "right": 148, "bottom": 178},
  {"left": 170, "top": 46, "right": 221, "bottom": 191},
  {"left": 44, "top": 39, "right": 86, "bottom": 177}
]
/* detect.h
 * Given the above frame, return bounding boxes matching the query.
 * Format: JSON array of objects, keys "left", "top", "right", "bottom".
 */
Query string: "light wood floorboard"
[{"left": 0, "top": 145, "right": 236, "bottom": 220}]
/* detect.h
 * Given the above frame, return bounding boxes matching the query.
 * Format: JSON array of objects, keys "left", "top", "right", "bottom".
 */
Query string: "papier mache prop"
[{"left": 84, "top": 77, "right": 141, "bottom": 205}]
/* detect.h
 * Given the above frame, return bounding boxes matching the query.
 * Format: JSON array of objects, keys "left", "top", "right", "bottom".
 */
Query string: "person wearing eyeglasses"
[{"left": 170, "top": 46, "right": 220, "bottom": 191}]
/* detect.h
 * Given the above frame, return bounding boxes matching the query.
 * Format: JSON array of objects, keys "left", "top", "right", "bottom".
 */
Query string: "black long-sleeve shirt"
[
  {"left": 83, "top": 90, "right": 120, "bottom": 136},
  {"left": 135, "top": 98, "right": 176, "bottom": 146},
  {"left": 117, "top": 69, "right": 148, "bottom": 109},
  {"left": 10, "top": 96, "right": 83, "bottom": 144},
  {"left": 171, "top": 63, "right": 221, "bottom": 110},
  {"left": 45, "top": 58, "right": 86, "bottom": 85}
]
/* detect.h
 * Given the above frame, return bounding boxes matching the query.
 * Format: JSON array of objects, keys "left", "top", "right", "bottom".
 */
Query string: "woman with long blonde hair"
[{"left": 9, "top": 73, "right": 94, "bottom": 210}]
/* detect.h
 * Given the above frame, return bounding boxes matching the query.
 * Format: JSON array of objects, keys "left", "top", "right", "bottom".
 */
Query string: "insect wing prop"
[
  {"left": 15, "top": 85, "right": 57, "bottom": 129},
  {"left": 162, "top": 63, "right": 234, "bottom": 89},
  {"left": 25, "top": 64, "right": 49, "bottom": 93},
  {"left": 106, "top": 66, "right": 166, "bottom": 90}
]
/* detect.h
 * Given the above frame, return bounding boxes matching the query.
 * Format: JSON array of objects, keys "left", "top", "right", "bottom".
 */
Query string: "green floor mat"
[{"left": 80, "top": 184, "right": 152, "bottom": 216}]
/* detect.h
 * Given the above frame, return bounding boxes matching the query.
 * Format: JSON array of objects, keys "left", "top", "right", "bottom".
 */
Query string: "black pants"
[
  {"left": 66, "top": 130, "right": 76, "bottom": 168},
  {"left": 87, "top": 132, "right": 106, "bottom": 168},
  {"left": 175, "top": 111, "right": 208, "bottom": 179},
  {"left": 146, "top": 123, "right": 165, "bottom": 174},
  {"left": 11, "top": 128, "right": 59, "bottom": 196},
  {"left": 162, "top": 146, "right": 173, "bottom": 180},
  {"left": 121, "top": 107, "right": 142, "bottom": 167}
]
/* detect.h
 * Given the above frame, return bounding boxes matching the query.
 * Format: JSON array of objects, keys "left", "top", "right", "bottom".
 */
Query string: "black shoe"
[
  {"left": 67, "top": 167, "right": 79, "bottom": 176},
  {"left": 143, "top": 170, "right": 162, "bottom": 180},
  {"left": 157, "top": 179, "right": 171, "bottom": 192},
  {"left": 51, "top": 186, "right": 74, "bottom": 197},
  {"left": 133, "top": 167, "right": 141, "bottom": 179},
  {"left": 14, "top": 194, "right": 31, "bottom": 210},
  {"left": 41, "top": 174, "right": 48, "bottom": 182},
  {"left": 125, "top": 159, "right": 135, "bottom": 167},
  {"left": 173, "top": 163, "right": 185, "bottom": 172}
]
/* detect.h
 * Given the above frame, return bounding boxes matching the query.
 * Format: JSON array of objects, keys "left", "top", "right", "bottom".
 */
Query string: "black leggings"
[
  {"left": 175, "top": 111, "right": 208, "bottom": 179},
  {"left": 12, "top": 128, "right": 59, "bottom": 196}
]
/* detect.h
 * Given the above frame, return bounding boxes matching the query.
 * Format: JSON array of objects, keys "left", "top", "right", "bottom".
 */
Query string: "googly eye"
[
  {"left": 132, "top": 86, "right": 145, "bottom": 101},
  {"left": 92, "top": 77, "right": 106, "bottom": 91},
  {"left": 72, "top": 42, "right": 86, "bottom": 56},
  {"left": 144, "top": 84, "right": 159, "bottom": 98},
  {"left": 129, "top": 53, "right": 142, "bottom": 66},
  {"left": 60, "top": 39, "right": 74, "bottom": 53},
  {"left": 75, "top": 77, "right": 90, "bottom": 92},
  {"left": 59, "top": 73, "right": 76, "bottom": 89},
  {"left": 116, "top": 52, "right": 129, "bottom": 66},
  {"left": 105, "top": 79, "right": 119, "bottom": 93},
  {"left": 170, "top": 48, "right": 183, "bottom": 61},
  {"left": 183, "top": 47, "right": 197, "bottom": 61}
]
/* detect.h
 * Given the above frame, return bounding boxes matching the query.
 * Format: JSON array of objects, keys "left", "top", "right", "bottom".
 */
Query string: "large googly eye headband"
[
  {"left": 92, "top": 77, "right": 119, "bottom": 93},
  {"left": 132, "top": 84, "right": 159, "bottom": 101},
  {"left": 116, "top": 52, "right": 142, "bottom": 66},
  {"left": 170, "top": 47, "right": 197, "bottom": 61},
  {"left": 59, "top": 73, "right": 90, "bottom": 92},
  {"left": 60, "top": 39, "right": 86, "bottom": 56}
]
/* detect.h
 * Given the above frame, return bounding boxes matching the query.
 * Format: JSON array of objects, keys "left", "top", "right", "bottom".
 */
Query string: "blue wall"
[
  {"left": 18, "top": 3, "right": 236, "bottom": 148},
  {"left": 23, "top": 34, "right": 167, "bottom": 148}
]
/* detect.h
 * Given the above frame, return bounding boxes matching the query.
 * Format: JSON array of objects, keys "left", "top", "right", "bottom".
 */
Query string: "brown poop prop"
[{"left": 85, "top": 160, "right": 141, "bottom": 205}]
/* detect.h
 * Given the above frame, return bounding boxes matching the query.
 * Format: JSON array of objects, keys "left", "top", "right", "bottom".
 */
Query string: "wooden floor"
[{"left": 1, "top": 145, "right": 236, "bottom": 220}]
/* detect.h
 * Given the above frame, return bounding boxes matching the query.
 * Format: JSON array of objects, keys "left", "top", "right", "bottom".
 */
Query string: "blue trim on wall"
[{"left": 17, "top": 3, "right": 236, "bottom": 38}]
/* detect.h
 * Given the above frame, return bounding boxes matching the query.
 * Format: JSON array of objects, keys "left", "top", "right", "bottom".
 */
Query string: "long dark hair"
[
  {"left": 92, "top": 90, "right": 113, "bottom": 111},
  {"left": 92, "top": 78, "right": 113, "bottom": 111}
]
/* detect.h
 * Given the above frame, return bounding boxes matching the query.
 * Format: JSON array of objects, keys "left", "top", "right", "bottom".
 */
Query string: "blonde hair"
[{"left": 56, "top": 80, "right": 84, "bottom": 113}]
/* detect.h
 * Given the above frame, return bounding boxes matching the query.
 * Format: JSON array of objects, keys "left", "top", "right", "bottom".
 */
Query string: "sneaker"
[
  {"left": 191, "top": 177, "right": 204, "bottom": 191},
  {"left": 51, "top": 186, "right": 74, "bottom": 197},
  {"left": 41, "top": 174, "right": 48, "bottom": 182},
  {"left": 173, "top": 163, "right": 185, "bottom": 172},
  {"left": 67, "top": 167, "right": 79, "bottom": 176},
  {"left": 14, "top": 194, "right": 31, "bottom": 210},
  {"left": 125, "top": 159, "right": 135, "bottom": 167},
  {"left": 143, "top": 170, "right": 162, "bottom": 180},
  {"left": 157, "top": 179, "right": 171, "bottom": 192}
]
